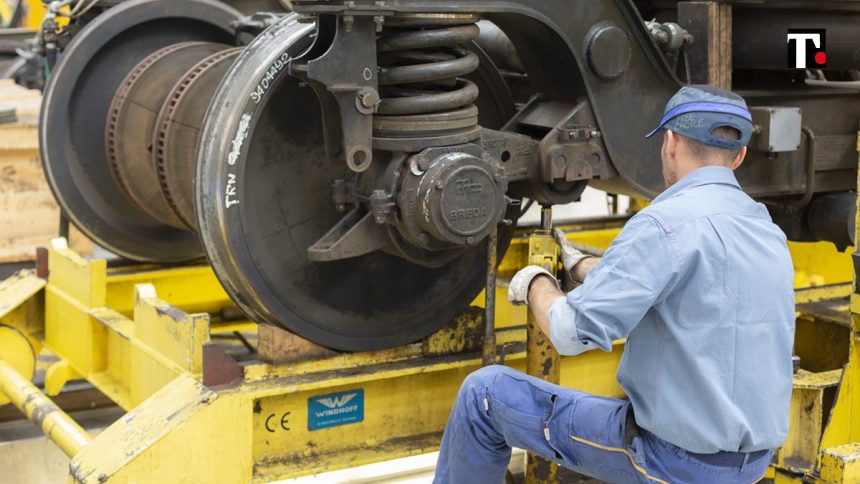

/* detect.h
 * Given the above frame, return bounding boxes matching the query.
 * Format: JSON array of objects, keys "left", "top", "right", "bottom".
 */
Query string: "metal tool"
[{"left": 525, "top": 205, "right": 561, "bottom": 483}]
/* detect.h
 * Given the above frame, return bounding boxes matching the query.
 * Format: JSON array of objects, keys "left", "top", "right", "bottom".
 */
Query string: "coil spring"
[{"left": 374, "top": 15, "right": 481, "bottom": 146}]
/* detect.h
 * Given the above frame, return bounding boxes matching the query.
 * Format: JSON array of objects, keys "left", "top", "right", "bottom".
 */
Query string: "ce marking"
[{"left": 265, "top": 411, "right": 290, "bottom": 432}]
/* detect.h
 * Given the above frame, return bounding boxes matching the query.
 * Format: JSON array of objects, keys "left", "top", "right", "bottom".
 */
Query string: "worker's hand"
[
  {"left": 554, "top": 228, "right": 594, "bottom": 273},
  {"left": 508, "top": 266, "right": 559, "bottom": 306}
]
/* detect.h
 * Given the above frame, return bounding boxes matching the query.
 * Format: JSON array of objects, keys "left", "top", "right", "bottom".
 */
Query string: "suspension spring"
[{"left": 373, "top": 14, "right": 482, "bottom": 151}]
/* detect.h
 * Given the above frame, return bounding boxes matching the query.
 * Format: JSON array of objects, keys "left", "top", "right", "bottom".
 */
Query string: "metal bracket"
[
  {"left": 307, "top": 208, "right": 389, "bottom": 261},
  {"left": 291, "top": 15, "right": 379, "bottom": 172},
  {"left": 538, "top": 101, "right": 614, "bottom": 184}
]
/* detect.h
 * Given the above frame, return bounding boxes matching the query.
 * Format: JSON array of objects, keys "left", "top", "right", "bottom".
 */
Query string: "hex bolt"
[
  {"left": 435, "top": 181, "right": 444, "bottom": 190},
  {"left": 98, "top": 474, "right": 108, "bottom": 483},
  {"left": 201, "top": 396, "right": 210, "bottom": 404}
]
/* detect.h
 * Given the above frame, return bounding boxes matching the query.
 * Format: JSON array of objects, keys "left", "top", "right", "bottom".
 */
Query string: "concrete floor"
[{"left": 0, "top": 407, "right": 125, "bottom": 484}]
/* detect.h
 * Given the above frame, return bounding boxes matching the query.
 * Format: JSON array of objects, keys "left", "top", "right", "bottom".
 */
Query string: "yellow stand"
[{"left": 0, "top": 229, "right": 626, "bottom": 483}]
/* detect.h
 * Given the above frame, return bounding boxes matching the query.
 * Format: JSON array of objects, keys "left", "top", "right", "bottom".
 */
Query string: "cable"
[
  {"left": 70, "top": 0, "right": 100, "bottom": 18},
  {"left": 519, "top": 198, "right": 534, "bottom": 217}
]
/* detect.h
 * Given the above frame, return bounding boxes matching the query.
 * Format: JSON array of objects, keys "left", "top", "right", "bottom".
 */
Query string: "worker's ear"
[
  {"left": 729, "top": 146, "right": 747, "bottom": 170},
  {"left": 663, "top": 129, "right": 677, "bottom": 160}
]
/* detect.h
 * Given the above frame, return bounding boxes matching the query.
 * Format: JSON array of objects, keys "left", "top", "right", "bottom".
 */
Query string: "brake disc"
[
  {"left": 40, "top": 0, "right": 241, "bottom": 262},
  {"left": 107, "top": 41, "right": 230, "bottom": 230},
  {"left": 196, "top": 15, "right": 517, "bottom": 351}
]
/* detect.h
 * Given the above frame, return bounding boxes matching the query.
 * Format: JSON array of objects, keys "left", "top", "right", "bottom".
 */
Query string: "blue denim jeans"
[{"left": 434, "top": 366, "right": 772, "bottom": 484}]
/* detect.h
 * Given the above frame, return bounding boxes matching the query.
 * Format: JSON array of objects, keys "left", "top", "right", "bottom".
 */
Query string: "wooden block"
[
  {"left": 0, "top": 83, "right": 93, "bottom": 263},
  {"left": 678, "top": 1, "right": 732, "bottom": 89},
  {"left": 257, "top": 323, "right": 339, "bottom": 364}
]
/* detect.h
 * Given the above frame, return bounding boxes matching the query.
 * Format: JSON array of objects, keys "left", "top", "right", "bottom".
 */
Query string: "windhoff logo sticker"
[{"left": 308, "top": 389, "right": 364, "bottom": 431}]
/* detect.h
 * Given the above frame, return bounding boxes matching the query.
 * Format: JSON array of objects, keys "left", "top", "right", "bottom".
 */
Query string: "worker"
[{"left": 433, "top": 85, "right": 795, "bottom": 483}]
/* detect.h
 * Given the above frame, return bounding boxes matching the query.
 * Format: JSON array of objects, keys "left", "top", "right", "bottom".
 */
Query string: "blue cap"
[{"left": 645, "top": 85, "right": 753, "bottom": 150}]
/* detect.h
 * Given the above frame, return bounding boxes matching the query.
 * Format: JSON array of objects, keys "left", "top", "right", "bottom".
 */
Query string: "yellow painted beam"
[{"left": 819, "top": 443, "right": 860, "bottom": 483}]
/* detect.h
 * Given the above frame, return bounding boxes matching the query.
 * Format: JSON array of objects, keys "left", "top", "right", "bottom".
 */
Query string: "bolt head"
[
  {"left": 466, "top": 236, "right": 475, "bottom": 244},
  {"left": 359, "top": 90, "right": 380, "bottom": 109},
  {"left": 435, "top": 181, "right": 444, "bottom": 190},
  {"left": 419, "top": 233, "right": 431, "bottom": 244}
]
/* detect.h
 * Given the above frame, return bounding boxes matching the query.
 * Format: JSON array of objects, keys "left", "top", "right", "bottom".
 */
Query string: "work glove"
[
  {"left": 507, "top": 266, "right": 559, "bottom": 306},
  {"left": 554, "top": 228, "right": 595, "bottom": 273}
]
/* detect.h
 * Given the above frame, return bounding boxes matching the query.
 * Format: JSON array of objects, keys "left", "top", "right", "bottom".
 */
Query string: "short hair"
[{"left": 680, "top": 126, "right": 742, "bottom": 165}]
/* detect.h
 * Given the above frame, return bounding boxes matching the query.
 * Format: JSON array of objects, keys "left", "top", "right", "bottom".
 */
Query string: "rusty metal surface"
[
  {"left": 202, "top": 343, "right": 244, "bottom": 387},
  {"left": 154, "top": 47, "right": 242, "bottom": 230},
  {"left": 483, "top": 227, "right": 498, "bottom": 366},
  {"left": 106, "top": 41, "right": 228, "bottom": 229}
]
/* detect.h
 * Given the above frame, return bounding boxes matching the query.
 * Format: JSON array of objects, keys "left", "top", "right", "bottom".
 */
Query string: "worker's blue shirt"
[{"left": 549, "top": 166, "right": 795, "bottom": 454}]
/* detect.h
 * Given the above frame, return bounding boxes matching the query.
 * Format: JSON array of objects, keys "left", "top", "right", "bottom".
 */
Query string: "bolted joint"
[
  {"left": 296, "top": 13, "right": 317, "bottom": 24},
  {"left": 332, "top": 179, "right": 356, "bottom": 212},
  {"left": 370, "top": 189, "right": 394, "bottom": 224},
  {"left": 560, "top": 125, "right": 601, "bottom": 141},
  {"left": 355, "top": 87, "right": 380, "bottom": 114}
]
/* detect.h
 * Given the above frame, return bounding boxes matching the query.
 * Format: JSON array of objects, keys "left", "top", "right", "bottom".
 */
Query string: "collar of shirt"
[{"left": 652, "top": 166, "right": 741, "bottom": 204}]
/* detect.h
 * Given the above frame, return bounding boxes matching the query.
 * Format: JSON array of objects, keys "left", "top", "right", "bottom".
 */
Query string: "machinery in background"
[{"left": 0, "top": 0, "right": 288, "bottom": 90}]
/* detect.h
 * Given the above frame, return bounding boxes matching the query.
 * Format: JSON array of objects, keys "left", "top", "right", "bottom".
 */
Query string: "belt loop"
[{"left": 741, "top": 452, "right": 750, "bottom": 470}]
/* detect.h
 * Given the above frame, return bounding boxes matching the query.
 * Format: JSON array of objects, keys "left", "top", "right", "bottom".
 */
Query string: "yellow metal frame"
[
  {"left": 0, "top": 230, "right": 626, "bottom": 483},
  {"left": 767, "top": 132, "right": 860, "bottom": 483},
  {"left": 0, "top": 194, "right": 857, "bottom": 481}
]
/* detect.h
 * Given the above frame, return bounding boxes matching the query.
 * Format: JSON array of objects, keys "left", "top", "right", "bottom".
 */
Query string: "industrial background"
[{"left": 0, "top": 0, "right": 857, "bottom": 482}]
